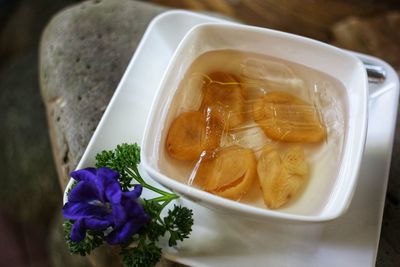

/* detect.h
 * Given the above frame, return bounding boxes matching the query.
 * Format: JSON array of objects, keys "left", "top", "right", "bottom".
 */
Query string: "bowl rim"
[{"left": 141, "top": 22, "right": 368, "bottom": 223}]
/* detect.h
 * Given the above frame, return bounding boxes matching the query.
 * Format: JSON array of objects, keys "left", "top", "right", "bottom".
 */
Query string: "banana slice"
[
  {"left": 200, "top": 72, "right": 245, "bottom": 129},
  {"left": 257, "top": 145, "right": 308, "bottom": 209},
  {"left": 194, "top": 145, "right": 257, "bottom": 200},
  {"left": 253, "top": 91, "right": 326, "bottom": 143},
  {"left": 166, "top": 111, "right": 222, "bottom": 161}
]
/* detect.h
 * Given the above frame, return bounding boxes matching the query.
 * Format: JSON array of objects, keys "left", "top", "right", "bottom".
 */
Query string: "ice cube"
[
  {"left": 240, "top": 58, "right": 306, "bottom": 93},
  {"left": 179, "top": 73, "right": 206, "bottom": 111},
  {"left": 221, "top": 122, "right": 269, "bottom": 152}
]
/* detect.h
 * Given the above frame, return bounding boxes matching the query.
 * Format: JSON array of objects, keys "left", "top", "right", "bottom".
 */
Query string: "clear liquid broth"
[{"left": 159, "top": 49, "right": 348, "bottom": 215}]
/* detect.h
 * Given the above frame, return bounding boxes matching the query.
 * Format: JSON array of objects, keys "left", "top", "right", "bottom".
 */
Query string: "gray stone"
[{"left": 39, "top": 0, "right": 166, "bottom": 190}]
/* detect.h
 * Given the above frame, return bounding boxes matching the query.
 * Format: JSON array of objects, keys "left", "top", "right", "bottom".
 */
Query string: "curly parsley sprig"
[
  {"left": 63, "top": 220, "right": 104, "bottom": 256},
  {"left": 63, "top": 143, "right": 193, "bottom": 267}
]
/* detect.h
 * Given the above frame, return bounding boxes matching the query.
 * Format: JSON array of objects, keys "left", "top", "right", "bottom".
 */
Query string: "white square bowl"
[{"left": 141, "top": 23, "right": 368, "bottom": 222}]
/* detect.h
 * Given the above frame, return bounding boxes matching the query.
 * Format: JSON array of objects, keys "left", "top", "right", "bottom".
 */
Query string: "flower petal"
[
  {"left": 97, "top": 167, "right": 120, "bottom": 181},
  {"left": 123, "top": 198, "right": 148, "bottom": 220},
  {"left": 68, "top": 180, "right": 102, "bottom": 203},
  {"left": 104, "top": 181, "right": 122, "bottom": 204},
  {"left": 70, "top": 168, "right": 97, "bottom": 182},
  {"left": 123, "top": 184, "right": 143, "bottom": 200},
  {"left": 65, "top": 167, "right": 150, "bottom": 246},
  {"left": 84, "top": 217, "right": 113, "bottom": 231},
  {"left": 70, "top": 219, "right": 86, "bottom": 242},
  {"left": 110, "top": 203, "right": 127, "bottom": 228},
  {"left": 97, "top": 167, "right": 122, "bottom": 204},
  {"left": 106, "top": 209, "right": 150, "bottom": 245},
  {"left": 131, "top": 210, "right": 150, "bottom": 227},
  {"left": 106, "top": 220, "right": 142, "bottom": 245},
  {"left": 63, "top": 202, "right": 109, "bottom": 220}
]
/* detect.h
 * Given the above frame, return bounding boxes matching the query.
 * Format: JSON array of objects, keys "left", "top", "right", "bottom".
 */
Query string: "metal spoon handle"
[{"left": 364, "top": 62, "right": 386, "bottom": 83}]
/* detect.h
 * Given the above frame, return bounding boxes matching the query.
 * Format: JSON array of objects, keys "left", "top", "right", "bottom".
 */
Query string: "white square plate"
[{"left": 64, "top": 10, "right": 399, "bottom": 267}]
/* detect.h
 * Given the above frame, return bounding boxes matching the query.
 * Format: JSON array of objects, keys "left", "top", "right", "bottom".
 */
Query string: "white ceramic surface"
[
  {"left": 141, "top": 22, "right": 368, "bottom": 222},
  {"left": 63, "top": 10, "right": 399, "bottom": 267}
]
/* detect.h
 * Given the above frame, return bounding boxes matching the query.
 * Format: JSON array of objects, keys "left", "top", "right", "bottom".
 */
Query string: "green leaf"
[
  {"left": 121, "top": 240, "right": 162, "bottom": 267},
  {"left": 164, "top": 205, "right": 194, "bottom": 246},
  {"left": 141, "top": 200, "right": 167, "bottom": 241},
  {"left": 95, "top": 143, "right": 141, "bottom": 191},
  {"left": 63, "top": 220, "right": 104, "bottom": 256}
]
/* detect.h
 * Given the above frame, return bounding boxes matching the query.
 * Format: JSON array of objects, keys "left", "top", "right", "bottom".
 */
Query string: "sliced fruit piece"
[
  {"left": 194, "top": 145, "right": 257, "bottom": 200},
  {"left": 253, "top": 91, "right": 326, "bottom": 143},
  {"left": 257, "top": 145, "right": 308, "bottom": 209},
  {"left": 200, "top": 71, "right": 245, "bottom": 129},
  {"left": 166, "top": 111, "right": 222, "bottom": 161},
  {"left": 256, "top": 145, "right": 282, "bottom": 209},
  {"left": 282, "top": 146, "right": 308, "bottom": 177}
]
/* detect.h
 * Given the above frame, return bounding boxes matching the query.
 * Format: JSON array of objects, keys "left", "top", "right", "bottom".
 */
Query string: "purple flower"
[{"left": 62, "top": 167, "right": 150, "bottom": 245}]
